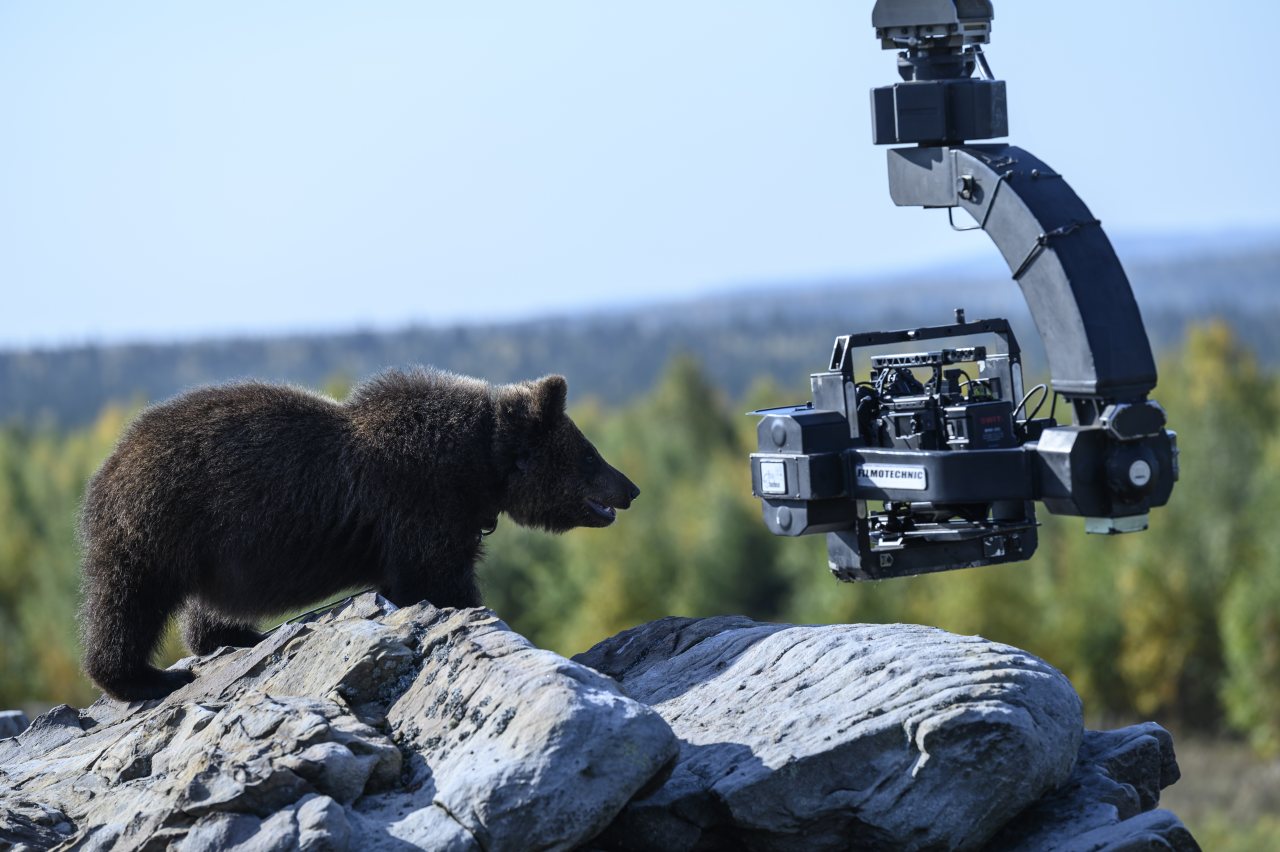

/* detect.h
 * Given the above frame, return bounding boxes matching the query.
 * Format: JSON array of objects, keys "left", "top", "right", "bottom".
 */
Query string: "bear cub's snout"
[{"left": 583, "top": 462, "right": 640, "bottom": 527}]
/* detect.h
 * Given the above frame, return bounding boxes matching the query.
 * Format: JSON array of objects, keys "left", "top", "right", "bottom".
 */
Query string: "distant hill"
[{"left": 3, "top": 239, "right": 1278, "bottom": 428}]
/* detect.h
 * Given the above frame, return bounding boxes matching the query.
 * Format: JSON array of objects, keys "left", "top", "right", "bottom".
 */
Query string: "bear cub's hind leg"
[
  {"left": 182, "top": 603, "right": 265, "bottom": 656},
  {"left": 81, "top": 565, "right": 195, "bottom": 702}
]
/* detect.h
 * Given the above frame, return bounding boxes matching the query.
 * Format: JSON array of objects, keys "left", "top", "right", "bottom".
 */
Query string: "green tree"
[
  {"left": 1221, "top": 430, "right": 1280, "bottom": 755},
  {"left": 0, "top": 405, "right": 136, "bottom": 706}
]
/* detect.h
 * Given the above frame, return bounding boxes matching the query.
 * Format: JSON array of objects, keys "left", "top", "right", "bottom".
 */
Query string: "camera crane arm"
[
  {"left": 748, "top": 0, "right": 1178, "bottom": 581},
  {"left": 871, "top": 0, "right": 1155, "bottom": 403},
  {"left": 886, "top": 144, "right": 1157, "bottom": 402}
]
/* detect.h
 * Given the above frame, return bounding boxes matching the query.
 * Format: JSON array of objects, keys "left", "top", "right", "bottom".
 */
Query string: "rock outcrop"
[
  {"left": 0, "top": 713, "right": 27, "bottom": 741},
  {"left": 984, "top": 723, "right": 1199, "bottom": 851},
  {"left": 0, "top": 596, "right": 1199, "bottom": 851},
  {"left": 575, "top": 617, "right": 1083, "bottom": 851},
  {"left": 0, "top": 597, "right": 675, "bottom": 851}
]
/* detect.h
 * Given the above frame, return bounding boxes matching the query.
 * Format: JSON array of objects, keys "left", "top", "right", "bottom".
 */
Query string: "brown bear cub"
[{"left": 78, "top": 370, "right": 638, "bottom": 702}]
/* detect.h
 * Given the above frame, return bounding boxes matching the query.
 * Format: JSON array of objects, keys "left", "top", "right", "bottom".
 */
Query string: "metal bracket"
[{"left": 1011, "top": 218, "right": 1103, "bottom": 280}]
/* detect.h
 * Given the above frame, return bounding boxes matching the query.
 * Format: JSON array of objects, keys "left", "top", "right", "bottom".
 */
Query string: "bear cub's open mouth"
[{"left": 585, "top": 498, "right": 619, "bottom": 525}]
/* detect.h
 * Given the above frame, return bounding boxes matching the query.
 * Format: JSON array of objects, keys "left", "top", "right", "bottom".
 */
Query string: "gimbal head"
[
  {"left": 748, "top": 0, "right": 1179, "bottom": 581},
  {"left": 870, "top": 0, "right": 1005, "bottom": 145}
]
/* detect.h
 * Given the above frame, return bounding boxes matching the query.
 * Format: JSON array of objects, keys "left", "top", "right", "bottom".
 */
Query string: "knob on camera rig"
[{"left": 749, "top": 0, "right": 1178, "bottom": 581}]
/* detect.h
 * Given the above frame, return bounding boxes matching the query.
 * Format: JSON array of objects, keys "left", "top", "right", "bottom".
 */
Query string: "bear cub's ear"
[{"left": 533, "top": 375, "right": 567, "bottom": 422}]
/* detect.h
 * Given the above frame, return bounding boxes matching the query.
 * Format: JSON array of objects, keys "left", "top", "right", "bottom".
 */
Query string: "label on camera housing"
[
  {"left": 760, "top": 461, "right": 788, "bottom": 495},
  {"left": 856, "top": 463, "right": 928, "bottom": 492}
]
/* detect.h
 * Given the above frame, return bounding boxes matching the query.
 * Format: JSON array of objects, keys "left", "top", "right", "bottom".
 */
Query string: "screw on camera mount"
[{"left": 748, "top": 0, "right": 1179, "bottom": 581}]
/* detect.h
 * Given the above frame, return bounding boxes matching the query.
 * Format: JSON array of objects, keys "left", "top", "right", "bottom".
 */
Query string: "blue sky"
[{"left": 2, "top": 1, "right": 1278, "bottom": 348}]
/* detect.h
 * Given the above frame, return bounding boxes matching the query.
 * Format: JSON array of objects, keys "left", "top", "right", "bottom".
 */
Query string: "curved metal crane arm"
[{"left": 886, "top": 144, "right": 1157, "bottom": 402}]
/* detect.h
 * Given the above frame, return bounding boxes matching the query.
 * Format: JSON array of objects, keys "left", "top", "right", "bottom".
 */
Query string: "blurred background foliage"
[
  {"left": 495, "top": 323, "right": 1280, "bottom": 764},
  {"left": 1, "top": 322, "right": 1278, "bottom": 846}
]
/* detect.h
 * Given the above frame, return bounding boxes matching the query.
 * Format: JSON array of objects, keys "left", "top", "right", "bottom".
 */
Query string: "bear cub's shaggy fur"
[{"left": 79, "top": 370, "right": 639, "bottom": 702}]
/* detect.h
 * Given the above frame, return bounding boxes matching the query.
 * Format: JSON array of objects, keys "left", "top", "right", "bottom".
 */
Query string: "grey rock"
[
  {"left": 0, "top": 799, "right": 76, "bottom": 850},
  {"left": 3, "top": 691, "right": 396, "bottom": 849},
  {"left": 358, "top": 604, "right": 679, "bottom": 851},
  {"left": 0, "top": 594, "right": 676, "bottom": 852},
  {"left": 0, "top": 710, "right": 29, "bottom": 740},
  {"left": 0, "top": 600, "right": 1200, "bottom": 851},
  {"left": 176, "top": 794, "right": 351, "bottom": 852},
  {"left": 0, "top": 705, "right": 82, "bottom": 759},
  {"left": 577, "top": 616, "right": 1086, "bottom": 852},
  {"left": 984, "top": 723, "right": 1201, "bottom": 851}
]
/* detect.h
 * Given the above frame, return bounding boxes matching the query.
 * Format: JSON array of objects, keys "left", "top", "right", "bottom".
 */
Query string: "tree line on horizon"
[
  {"left": 1, "top": 322, "right": 1278, "bottom": 758},
  {"left": 4, "top": 241, "right": 1280, "bottom": 430}
]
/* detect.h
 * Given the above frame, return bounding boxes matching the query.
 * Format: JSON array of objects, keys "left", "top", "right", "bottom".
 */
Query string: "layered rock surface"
[
  {"left": 0, "top": 597, "right": 676, "bottom": 851},
  {"left": 576, "top": 617, "right": 1083, "bottom": 850},
  {"left": 0, "top": 597, "right": 1199, "bottom": 851}
]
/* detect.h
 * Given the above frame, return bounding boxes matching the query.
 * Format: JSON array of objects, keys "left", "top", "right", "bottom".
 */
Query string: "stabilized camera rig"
[{"left": 749, "top": 0, "right": 1178, "bottom": 581}]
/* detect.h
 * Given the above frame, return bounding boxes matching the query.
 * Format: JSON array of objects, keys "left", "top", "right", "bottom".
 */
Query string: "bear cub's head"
[{"left": 497, "top": 375, "right": 639, "bottom": 533}]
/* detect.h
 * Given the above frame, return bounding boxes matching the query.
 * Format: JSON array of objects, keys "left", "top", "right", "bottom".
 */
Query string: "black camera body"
[{"left": 751, "top": 316, "right": 1177, "bottom": 581}]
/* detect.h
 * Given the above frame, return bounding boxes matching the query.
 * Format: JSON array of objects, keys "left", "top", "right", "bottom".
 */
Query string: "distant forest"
[{"left": 2, "top": 243, "right": 1278, "bottom": 426}]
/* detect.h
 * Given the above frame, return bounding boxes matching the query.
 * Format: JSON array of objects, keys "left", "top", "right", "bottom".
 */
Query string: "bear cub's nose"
[{"left": 610, "top": 479, "right": 640, "bottom": 510}]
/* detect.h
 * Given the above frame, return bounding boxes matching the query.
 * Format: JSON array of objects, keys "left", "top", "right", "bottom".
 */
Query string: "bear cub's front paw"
[{"left": 106, "top": 667, "right": 196, "bottom": 703}]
